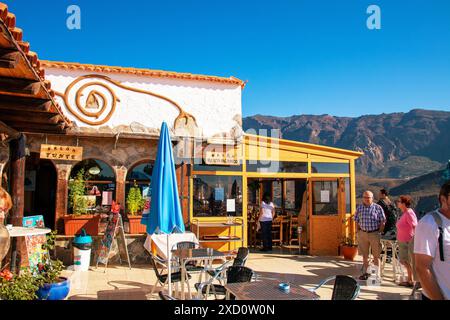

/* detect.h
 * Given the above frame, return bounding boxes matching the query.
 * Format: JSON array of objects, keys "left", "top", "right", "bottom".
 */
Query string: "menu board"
[{"left": 96, "top": 213, "right": 130, "bottom": 269}]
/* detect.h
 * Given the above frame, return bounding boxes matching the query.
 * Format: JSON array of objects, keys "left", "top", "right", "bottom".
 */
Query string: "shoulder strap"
[{"left": 429, "top": 211, "right": 445, "bottom": 262}]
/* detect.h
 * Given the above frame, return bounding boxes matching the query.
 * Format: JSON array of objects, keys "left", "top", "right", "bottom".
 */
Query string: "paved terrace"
[{"left": 64, "top": 248, "right": 418, "bottom": 300}]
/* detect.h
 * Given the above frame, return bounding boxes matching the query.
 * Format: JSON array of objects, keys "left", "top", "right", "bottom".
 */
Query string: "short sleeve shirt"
[
  {"left": 414, "top": 210, "right": 450, "bottom": 300},
  {"left": 355, "top": 203, "right": 386, "bottom": 232},
  {"left": 260, "top": 202, "right": 274, "bottom": 222}
]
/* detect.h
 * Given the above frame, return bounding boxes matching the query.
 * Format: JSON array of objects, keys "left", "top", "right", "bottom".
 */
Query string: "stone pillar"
[
  {"left": 114, "top": 166, "right": 127, "bottom": 211},
  {"left": 55, "top": 164, "right": 72, "bottom": 234}
]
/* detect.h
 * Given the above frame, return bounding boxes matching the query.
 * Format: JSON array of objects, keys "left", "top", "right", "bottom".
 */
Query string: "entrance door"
[
  {"left": 308, "top": 178, "right": 346, "bottom": 255},
  {"left": 25, "top": 154, "right": 56, "bottom": 230}
]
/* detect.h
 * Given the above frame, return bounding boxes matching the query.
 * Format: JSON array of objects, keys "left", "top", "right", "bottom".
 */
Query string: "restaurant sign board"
[
  {"left": 204, "top": 151, "right": 239, "bottom": 165},
  {"left": 40, "top": 144, "right": 83, "bottom": 161}
]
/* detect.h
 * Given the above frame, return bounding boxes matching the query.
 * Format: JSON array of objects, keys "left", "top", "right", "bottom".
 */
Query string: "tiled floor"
[{"left": 64, "top": 248, "right": 418, "bottom": 300}]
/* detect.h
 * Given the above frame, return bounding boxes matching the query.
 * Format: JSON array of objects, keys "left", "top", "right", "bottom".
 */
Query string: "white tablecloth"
[
  {"left": 143, "top": 232, "right": 199, "bottom": 260},
  {"left": 8, "top": 227, "right": 51, "bottom": 237}
]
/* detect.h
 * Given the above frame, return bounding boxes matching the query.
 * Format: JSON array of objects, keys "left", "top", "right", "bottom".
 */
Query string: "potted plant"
[
  {"left": 0, "top": 269, "right": 40, "bottom": 300},
  {"left": 126, "top": 181, "right": 147, "bottom": 234},
  {"left": 34, "top": 231, "right": 70, "bottom": 300},
  {"left": 64, "top": 169, "right": 100, "bottom": 235},
  {"left": 341, "top": 237, "right": 358, "bottom": 261}
]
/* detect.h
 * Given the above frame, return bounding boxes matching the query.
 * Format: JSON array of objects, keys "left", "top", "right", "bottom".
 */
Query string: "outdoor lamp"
[{"left": 88, "top": 166, "right": 101, "bottom": 175}]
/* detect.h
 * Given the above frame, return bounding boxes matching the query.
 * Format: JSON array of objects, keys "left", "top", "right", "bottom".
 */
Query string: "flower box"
[
  {"left": 127, "top": 215, "right": 146, "bottom": 234},
  {"left": 63, "top": 215, "right": 100, "bottom": 236}
]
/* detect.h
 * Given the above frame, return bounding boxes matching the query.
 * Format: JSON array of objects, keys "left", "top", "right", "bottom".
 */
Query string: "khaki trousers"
[{"left": 357, "top": 230, "right": 381, "bottom": 259}]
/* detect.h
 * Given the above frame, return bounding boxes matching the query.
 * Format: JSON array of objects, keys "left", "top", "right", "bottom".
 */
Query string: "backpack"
[
  {"left": 378, "top": 200, "right": 398, "bottom": 234},
  {"left": 429, "top": 211, "right": 446, "bottom": 262}
]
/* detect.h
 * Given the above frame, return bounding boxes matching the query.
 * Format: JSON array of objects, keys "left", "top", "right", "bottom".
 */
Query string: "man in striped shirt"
[{"left": 355, "top": 190, "right": 386, "bottom": 280}]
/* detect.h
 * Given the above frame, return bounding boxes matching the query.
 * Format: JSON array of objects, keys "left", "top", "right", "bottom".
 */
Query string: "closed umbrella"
[{"left": 141, "top": 121, "right": 185, "bottom": 296}]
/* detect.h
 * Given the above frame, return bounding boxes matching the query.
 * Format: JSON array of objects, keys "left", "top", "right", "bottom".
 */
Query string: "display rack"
[{"left": 191, "top": 218, "right": 244, "bottom": 250}]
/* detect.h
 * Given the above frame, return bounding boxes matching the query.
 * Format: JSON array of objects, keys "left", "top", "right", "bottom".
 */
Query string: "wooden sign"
[
  {"left": 40, "top": 144, "right": 83, "bottom": 161},
  {"left": 205, "top": 151, "right": 239, "bottom": 165},
  {"left": 96, "top": 212, "right": 131, "bottom": 272}
]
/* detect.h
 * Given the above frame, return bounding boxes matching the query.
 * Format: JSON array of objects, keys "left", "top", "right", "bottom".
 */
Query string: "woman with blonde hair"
[{"left": 0, "top": 186, "right": 12, "bottom": 225}]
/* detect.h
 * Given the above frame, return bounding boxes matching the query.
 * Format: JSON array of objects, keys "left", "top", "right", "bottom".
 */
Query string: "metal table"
[
  {"left": 172, "top": 248, "right": 228, "bottom": 300},
  {"left": 225, "top": 278, "right": 320, "bottom": 300}
]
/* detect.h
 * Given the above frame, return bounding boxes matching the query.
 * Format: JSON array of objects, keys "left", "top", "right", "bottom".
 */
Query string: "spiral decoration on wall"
[{"left": 54, "top": 74, "right": 198, "bottom": 130}]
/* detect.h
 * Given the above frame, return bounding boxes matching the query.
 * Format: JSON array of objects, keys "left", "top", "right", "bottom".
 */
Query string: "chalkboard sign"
[{"left": 96, "top": 213, "right": 131, "bottom": 271}]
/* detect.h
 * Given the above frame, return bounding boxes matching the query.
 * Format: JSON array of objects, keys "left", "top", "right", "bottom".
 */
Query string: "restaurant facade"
[{"left": 0, "top": 3, "right": 363, "bottom": 258}]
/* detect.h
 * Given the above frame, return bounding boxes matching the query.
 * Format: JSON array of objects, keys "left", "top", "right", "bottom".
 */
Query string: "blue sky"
[{"left": 7, "top": 0, "right": 450, "bottom": 117}]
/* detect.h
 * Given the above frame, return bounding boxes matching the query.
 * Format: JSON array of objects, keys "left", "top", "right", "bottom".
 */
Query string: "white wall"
[{"left": 46, "top": 68, "right": 243, "bottom": 140}]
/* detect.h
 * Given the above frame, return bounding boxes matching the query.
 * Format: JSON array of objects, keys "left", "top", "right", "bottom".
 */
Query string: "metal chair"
[
  {"left": 150, "top": 253, "right": 190, "bottom": 298},
  {"left": 173, "top": 241, "right": 204, "bottom": 272},
  {"left": 206, "top": 247, "right": 249, "bottom": 280},
  {"left": 158, "top": 291, "right": 178, "bottom": 300},
  {"left": 309, "top": 275, "right": 360, "bottom": 300},
  {"left": 172, "top": 241, "right": 204, "bottom": 298},
  {"left": 195, "top": 266, "right": 254, "bottom": 300}
]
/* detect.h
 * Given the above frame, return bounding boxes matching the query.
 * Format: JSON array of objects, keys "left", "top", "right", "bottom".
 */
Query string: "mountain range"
[
  {"left": 243, "top": 109, "right": 450, "bottom": 212},
  {"left": 243, "top": 109, "right": 449, "bottom": 178}
]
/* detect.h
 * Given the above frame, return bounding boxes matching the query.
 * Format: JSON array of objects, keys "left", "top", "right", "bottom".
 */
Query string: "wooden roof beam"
[
  {"left": 0, "top": 99, "right": 53, "bottom": 113},
  {"left": 0, "top": 119, "right": 20, "bottom": 139},
  {"left": 3, "top": 120, "right": 67, "bottom": 133},
  {"left": 0, "top": 47, "right": 19, "bottom": 68},
  {"left": 0, "top": 111, "right": 62, "bottom": 125},
  {"left": 0, "top": 75, "right": 41, "bottom": 94}
]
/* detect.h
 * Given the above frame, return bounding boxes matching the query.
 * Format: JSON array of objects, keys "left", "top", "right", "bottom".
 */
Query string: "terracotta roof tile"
[
  {"left": 41, "top": 60, "right": 247, "bottom": 88},
  {"left": 0, "top": 2, "right": 72, "bottom": 128}
]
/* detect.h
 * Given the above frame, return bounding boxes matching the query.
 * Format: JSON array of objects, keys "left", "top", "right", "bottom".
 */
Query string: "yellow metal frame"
[{"left": 189, "top": 134, "right": 362, "bottom": 253}]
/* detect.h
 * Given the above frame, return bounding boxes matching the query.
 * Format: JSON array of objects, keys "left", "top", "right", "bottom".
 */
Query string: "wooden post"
[
  {"left": 8, "top": 134, "right": 26, "bottom": 272},
  {"left": 9, "top": 134, "right": 26, "bottom": 226},
  {"left": 55, "top": 164, "right": 72, "bottom": 233},
  {"left": 114, "top": 166, "right": 127, "bottom": 212}
]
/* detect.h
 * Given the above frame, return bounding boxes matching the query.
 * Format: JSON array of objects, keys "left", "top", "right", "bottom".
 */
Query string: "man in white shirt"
[{"left": 414, "top": 181, "right": 450, "bottom": 300}]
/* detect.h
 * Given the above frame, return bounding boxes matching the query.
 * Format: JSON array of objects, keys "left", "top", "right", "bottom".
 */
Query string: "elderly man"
[{"left": 355, "top": 191, "right": 386, "bottom": 280}]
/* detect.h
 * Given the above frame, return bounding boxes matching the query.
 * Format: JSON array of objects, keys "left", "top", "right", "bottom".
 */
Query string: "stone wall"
[
  {"left": 26, "top": 134, "right": 158, "bottom": 169},
  {"left": 24, "top": 133, "right": 167, "bottom": 233}
]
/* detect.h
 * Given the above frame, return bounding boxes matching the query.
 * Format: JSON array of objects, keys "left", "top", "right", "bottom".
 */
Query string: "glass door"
[{"left": 308, "top": 178, "right": 346, "bottom": 255}]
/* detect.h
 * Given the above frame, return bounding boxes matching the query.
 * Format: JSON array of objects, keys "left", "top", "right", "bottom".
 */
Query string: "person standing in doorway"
[
  {"left": 355, "top": 190, "right": 386, "bottom": 280},
  {"left": 258, "top": 192, "right": 275, "bottom": 252},
  {"left": 395, "top": 195, "right": 418, "bottom": 287},
  {"left": 414, "top": 181, "right": 450, "bottom": 300}
]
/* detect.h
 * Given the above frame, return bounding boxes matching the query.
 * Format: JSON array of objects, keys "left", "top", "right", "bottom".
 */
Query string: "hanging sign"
[
  {"left": 40, "top": 144, "right": 83, "bottom": 161},
  {"left": 204, "top": 151, "right": 239, "bottom": 165}
]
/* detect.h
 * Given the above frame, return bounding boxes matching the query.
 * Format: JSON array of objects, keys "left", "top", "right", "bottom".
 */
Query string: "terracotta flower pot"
[
  {"left": 63, "top": 215, "right": 100, "bottom": 236},
  {"left": 127, "top": 215, "right": 146, "bottom": 234},
  {"left": 341, "top": 245, "right": 358, "bottom": 261}
]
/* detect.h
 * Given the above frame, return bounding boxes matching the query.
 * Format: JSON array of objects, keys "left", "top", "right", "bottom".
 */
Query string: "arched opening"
[
  {"left": 125, "top": 161, "right": 153, "bottom": 214},
  {"left": 24, "top": 152, "right": 57, "bottom": 229},
  {"left": 69, "top": 159, "right": 116, "bottom": 213}
]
